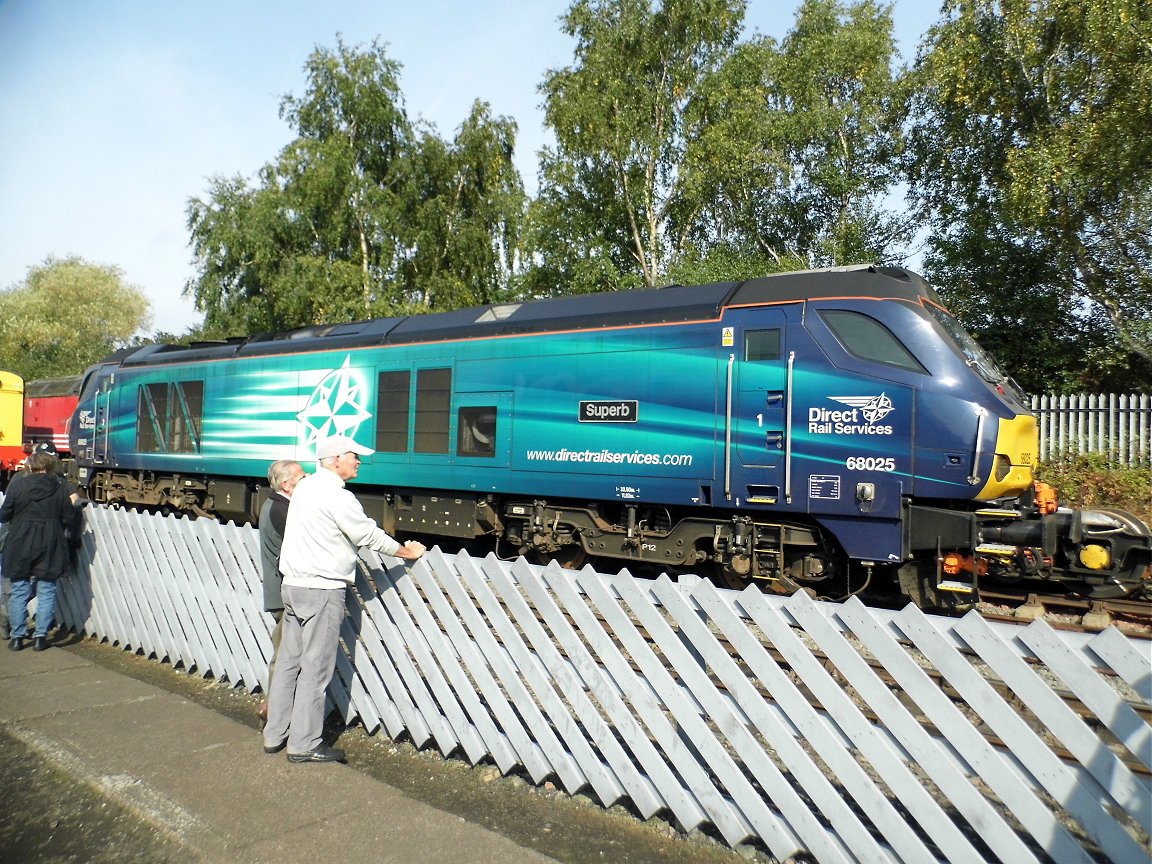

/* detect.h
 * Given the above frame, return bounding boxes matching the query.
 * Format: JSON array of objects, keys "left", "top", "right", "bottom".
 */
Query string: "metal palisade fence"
[
  {"left": 1031, "top": 393, "right": 1151, "bottom": 466},
  {"left": 46, "top": 505, "right": 1152, "bottom": 864}
]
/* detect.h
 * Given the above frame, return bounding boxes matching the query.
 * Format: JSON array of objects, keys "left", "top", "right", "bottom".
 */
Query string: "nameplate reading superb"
[{"left": 579, "top": 400, "right": 638, "bottom": 422}]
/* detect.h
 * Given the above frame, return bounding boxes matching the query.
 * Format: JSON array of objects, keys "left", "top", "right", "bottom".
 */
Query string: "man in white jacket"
[{"left": 262, "top": 435, "right": 425, "bottom": 763}]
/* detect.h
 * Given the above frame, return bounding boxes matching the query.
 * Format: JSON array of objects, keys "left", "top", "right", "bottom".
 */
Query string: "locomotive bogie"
[
  {"left": 498, "top": 498, "right": 837, "bottom": 592},
  {"left": 90, "top": 470, "right": 215, "bottom": 517}
]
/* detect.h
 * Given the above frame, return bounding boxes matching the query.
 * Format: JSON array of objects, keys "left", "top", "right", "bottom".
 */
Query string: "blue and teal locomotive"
[{"left": 69, "top": 265, "right": 1150, "bottom": 603}]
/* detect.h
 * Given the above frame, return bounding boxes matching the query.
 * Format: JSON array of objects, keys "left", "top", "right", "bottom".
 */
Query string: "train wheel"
[
  {"left": 714, "top": 562, "right": 751, "bottom": 591},
  {"left": 530, "top": 545, "right": 589, "bottom": 570},
  {"left": 712, "top": 562, "right": 806, "bottom": 596}
]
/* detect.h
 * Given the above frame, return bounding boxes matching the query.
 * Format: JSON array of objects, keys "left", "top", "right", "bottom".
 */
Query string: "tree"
[
  {"left": 396, "top": 102, "right": 526, "bottom": 310},
  {"left": 906, "top": 0, "right": 1152, "bottom": 390},
  {"left": 686, "top": 0, "right": 912, "bottom": 269},
  {"left": 527, "top": 0, "right": 910, "bottom": 296},
  {"left": 187, "top": 37, "right": 414, "bottom": 334},
  {"left": 0, "top": 256, "right": 151, "bottom": 380},
  {"left": 187, "top": 38, "right": 525, "bottom": 335},
  {"left": 528, "top": 0, "right": 747, "bottom": 295}
]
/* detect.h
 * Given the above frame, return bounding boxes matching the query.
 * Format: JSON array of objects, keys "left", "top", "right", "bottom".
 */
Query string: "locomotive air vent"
[{"left": 475, "top": 304, "right": 522, "bottom": 323}]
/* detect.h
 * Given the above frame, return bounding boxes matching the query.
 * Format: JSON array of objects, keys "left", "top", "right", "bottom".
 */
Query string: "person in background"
[
  {"left": 262, "top": 435, "right": 425, "bottom": 763},
  {"left": 1, "top": 449, "right": 74, "bottom": 651},
  {"left": 257, "top": 458, "right": 305, "bottom": 724}
]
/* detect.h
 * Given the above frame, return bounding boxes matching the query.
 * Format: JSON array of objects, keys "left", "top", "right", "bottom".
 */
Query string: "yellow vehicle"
[{"left": 1, "top": 370, "right": 25, "bottom": 487}]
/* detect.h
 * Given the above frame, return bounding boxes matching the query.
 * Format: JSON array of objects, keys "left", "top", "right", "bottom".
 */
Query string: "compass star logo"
[
  {"left": 828, "top": 393, "right": 895, "bottom": 423},
  {"left": 296, "top": 357, "right": 373, "bottom": 446}
]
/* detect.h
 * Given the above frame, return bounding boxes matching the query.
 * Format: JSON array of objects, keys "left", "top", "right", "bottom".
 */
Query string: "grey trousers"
[
  {"left": 264, "top": 609, "right": 284, "bottom": 694},
  {"left": 263, "top": 584, "right": 346, "bottom": 754}
]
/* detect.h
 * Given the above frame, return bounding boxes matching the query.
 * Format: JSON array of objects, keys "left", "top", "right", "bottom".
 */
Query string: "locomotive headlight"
[{"left": 1078, "top": 544, "right": 1111, "bottom": 570}]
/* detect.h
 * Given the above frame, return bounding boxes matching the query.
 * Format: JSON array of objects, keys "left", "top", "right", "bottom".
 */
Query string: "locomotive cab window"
[
  {"left": 745, "top": 329, "right": 782, "bottom": 361},
  {"left": 818, "top": 310, "right": 927, "bottom": 373},
  {"left": 457, "top": 406, "right": 497, "bottom": 457}
]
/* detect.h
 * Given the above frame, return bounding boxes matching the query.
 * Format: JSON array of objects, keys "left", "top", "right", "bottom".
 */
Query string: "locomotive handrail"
[
  {"left": 724, "top": 353, "right": 734, "bottom": 501},
  {"left": 968, "top": 405, "right": 986, "bottom": 486},
  {"left": 785, "top": 350, "right": 795, "bottom": 504},
  {"left": 96, "top": 377, "right": 110, "bottom": 464}
]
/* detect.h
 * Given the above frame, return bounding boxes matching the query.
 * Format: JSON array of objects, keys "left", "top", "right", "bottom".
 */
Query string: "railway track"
[{"left": 975, "top": 588, "right": 1152, "bottom": 634}]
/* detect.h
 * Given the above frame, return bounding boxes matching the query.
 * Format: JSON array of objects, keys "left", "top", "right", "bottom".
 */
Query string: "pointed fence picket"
[
  {"left": 44, "top": 504, "right": 1152, "bottom": 864},
  {"left": 1031, "top": 393, "right": 1151, "bottom": 465}
]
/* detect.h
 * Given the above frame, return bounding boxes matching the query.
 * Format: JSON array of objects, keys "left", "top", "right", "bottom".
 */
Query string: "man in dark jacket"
[
  {"left": 1, "top": 449, "right": 74, "bottom": 651},
  {"left": 257, "top": 458, "right": 305, "bottom": 722}
]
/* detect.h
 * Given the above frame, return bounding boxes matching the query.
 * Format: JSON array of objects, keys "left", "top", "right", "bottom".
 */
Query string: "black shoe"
[
  {"left": 8, "top": 637, "right": 24, "bottom": 652},
  {"left": 263, "top": 740, "right": 287, "bottom": 754},
  {"left": 287, "top": 744, "right": 345, "bottom": 763},
  {"left": 32, "top": 637, "right": 48, "bottom": 652}
]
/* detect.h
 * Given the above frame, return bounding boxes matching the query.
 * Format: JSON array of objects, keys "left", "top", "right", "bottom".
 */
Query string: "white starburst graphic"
[
  {"left": 296, "top": 357, "right": 373, "bottom": 446},
  {"left": 829, "top": 393, "right": 895, "bottom": 423}
]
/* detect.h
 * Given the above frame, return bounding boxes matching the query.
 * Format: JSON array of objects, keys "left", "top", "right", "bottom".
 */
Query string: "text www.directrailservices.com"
[{"left": 526, "top": 448, "right": 693, "bottom": 466}]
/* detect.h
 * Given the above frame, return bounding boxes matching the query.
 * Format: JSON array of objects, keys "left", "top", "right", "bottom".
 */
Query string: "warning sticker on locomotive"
[
  {"left": 808, "top": 394, "right": 895, "bottom": 436},
  {"left": 809, "top": 475, "right": 842, "bottom": 500}
]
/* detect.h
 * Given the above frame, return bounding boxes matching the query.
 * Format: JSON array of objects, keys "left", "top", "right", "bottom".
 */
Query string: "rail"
[{"left": 42, "top": 505, "right": 1152, "bottom": 863}]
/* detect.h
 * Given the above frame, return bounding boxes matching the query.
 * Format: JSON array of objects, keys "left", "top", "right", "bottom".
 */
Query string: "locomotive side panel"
[{"left": 494, "top": 328, "right": 722, "bottom": 504}]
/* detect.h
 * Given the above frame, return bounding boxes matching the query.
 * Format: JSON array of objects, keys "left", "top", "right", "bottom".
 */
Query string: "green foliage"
[
  {"left": 532, "top": 0, "right": 747, "bottom": 291},
  {"left": 396, "top": 103, "right": 525, "bottom": 310},
  {"left": 686, "top": 0, "right": 912, "bottom": 268},
  {"left": 0, "top": 256, "right": 151, "bottom": 380},
  {"left": 186, "top": 38, "right": 525, "bottom": 335},
  {"left": 1037, "top": 454, "right": 1152, "bottom": 527},
  {"left": 906, "top": 0, "right": 1152, "bottom": 390},
  {"left": 529, "top": 0, "right": 912, "bottom": 297}
]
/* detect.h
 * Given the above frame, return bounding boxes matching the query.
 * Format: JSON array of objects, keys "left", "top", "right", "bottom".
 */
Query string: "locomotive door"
[
  {"left": 79, "top": 371, "right": 115, "bottom": 465},
  {"left": 726, "top": 311, "right": 790, "bottom": 505}
]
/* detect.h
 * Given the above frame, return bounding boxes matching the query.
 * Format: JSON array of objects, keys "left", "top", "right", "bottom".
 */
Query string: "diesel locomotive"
[{"left": 67, "top": 265, "right": 1151, "bottom": 604}]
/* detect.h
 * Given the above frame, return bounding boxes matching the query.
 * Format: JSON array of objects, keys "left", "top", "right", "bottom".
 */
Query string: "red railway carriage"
[{"left": 22, "top": 376, "right": 82, "bottom": 456}]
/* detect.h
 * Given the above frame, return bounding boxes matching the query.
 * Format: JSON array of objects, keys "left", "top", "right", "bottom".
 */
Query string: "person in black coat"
[{"left": 1, "top": 449, "right": 74, "bottom": 651}]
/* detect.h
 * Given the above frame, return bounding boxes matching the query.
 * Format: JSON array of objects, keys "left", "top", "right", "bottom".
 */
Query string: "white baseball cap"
[{"left": 315, "top": 435, "right": 374, "bottom": 460}]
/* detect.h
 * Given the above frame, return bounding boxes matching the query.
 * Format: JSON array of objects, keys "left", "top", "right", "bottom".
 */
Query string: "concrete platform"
[{"left": 0, "top": 640, "right": 558, "bottom": 864}]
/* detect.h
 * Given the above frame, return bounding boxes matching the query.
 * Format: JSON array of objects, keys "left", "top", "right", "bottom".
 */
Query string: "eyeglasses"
[{"left": 342, "top": 452, "right": 361, "bottom": 462}]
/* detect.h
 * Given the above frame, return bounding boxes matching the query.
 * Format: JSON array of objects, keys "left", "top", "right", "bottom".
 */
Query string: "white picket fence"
[
  {"left": 46, "top": 505, "right": 1152, "bottom": 864},
  {"left": 1031, "top": 393, "right": 1151, "bottom": 466}
]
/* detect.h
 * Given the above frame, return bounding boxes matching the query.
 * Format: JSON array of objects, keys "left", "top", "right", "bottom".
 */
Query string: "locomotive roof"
[
  {"left": 117, "top": 265, "right": 936, "bottom": 367},
  {"left": 23, "top": 375, "right": 83, "bottom": 398}
]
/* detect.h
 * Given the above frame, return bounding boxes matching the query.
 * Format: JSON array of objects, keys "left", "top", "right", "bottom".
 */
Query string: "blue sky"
[{"left": 0, "top": 0, "right": 939, "bottom": 335}]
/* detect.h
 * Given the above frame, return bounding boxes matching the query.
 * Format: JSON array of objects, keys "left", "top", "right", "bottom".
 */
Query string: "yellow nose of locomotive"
[{"left": 976, "top": 413, "right": 1038, "bottom": 500}]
